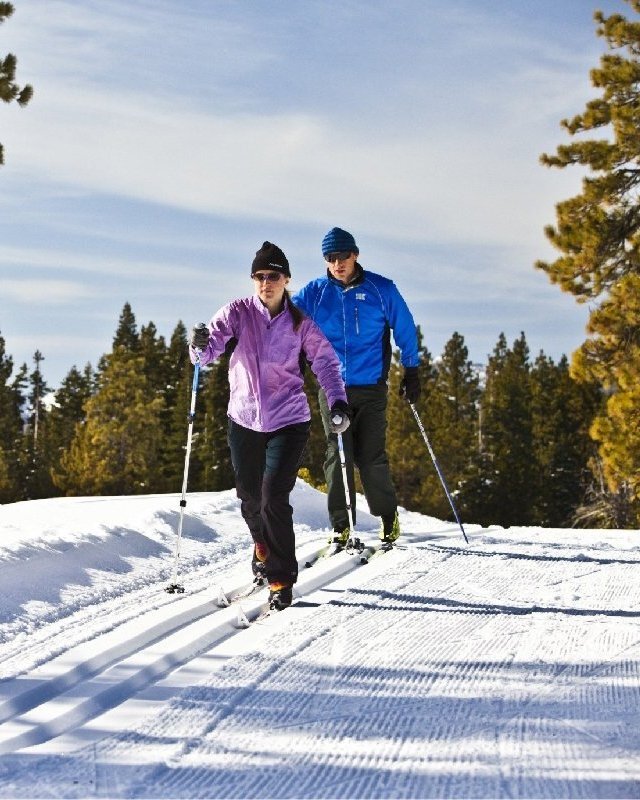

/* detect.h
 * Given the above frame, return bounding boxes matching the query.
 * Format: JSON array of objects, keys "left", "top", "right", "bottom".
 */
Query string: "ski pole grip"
[{"left": 191, "top": 358, "right": 200, "bottom": 392}]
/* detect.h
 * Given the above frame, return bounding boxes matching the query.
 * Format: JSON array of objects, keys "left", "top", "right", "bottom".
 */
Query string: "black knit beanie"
[{"left": 251, "top": 241, "right": 290, "bottom": 277}]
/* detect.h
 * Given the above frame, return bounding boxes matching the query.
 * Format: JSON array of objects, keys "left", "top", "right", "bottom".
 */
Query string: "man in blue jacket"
[{"left": 293, "top": 227, "right": 421, "bottom": 546}]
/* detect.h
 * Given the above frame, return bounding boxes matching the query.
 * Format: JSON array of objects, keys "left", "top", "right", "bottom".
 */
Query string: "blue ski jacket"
[{"left": 293, "top": 265, "right": 419, "bottom": 387}]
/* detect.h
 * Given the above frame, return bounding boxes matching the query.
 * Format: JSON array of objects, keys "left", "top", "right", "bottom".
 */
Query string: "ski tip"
[
  {"left": 304, "top": 561, "right": 313, "bottom": 568},
  {"left": 216, "top": 587, "right": 230, "bottom": 607},
  {"left": 236, "top": 606, "right": 250, "bottom": 628}
]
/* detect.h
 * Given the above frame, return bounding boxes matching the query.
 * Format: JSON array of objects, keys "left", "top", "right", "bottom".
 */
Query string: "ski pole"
[
  {"left": 166, "top": 353, "right": 201, "bottom": 593},
  {"left": 335, "top": 430, "right": 356, "bottom": 536},
  {"left": 409, "top": 402, "right": 468, "bottom": 544}
]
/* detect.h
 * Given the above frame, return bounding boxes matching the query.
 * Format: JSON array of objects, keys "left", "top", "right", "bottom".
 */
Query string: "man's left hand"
[{"left": 400, "top": 367, "right": 421, "bottom": 404}]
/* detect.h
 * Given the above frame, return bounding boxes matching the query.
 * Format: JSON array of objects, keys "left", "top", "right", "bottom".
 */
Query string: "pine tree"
[
  {"left": 20, "top": 350, "right": 54, "bottom": 499},
  {"left": 298, "top": 361, "right": 327, "bottom": 489},
  {"left": 112, "top": 302, "right": 139, "bottom": 352},
  {"left": 139, "top": 321, "right": 168, "bottom": 395},
  {"left": 0, "top": 331, "right": 24, "bottom": 502},
  {"left": 474, "top": 333, "right": 535, "bottom": 527},
  {"left": 53, "top": 352, "right": 163, "bottom": 495},
  {"left": 429, "top": 333, "right": 481, "bottom": 521},
  {"left": 387, "top": 327, "right": 437, "bottom": 512},
  {"left": 157, "top": 321, "right": 194, "bottom": 493},
  {"left": 46, "top": 363, "right": 94, "bottom": 491},
  {"left": 94, "top": 302, "right": 139, "bottom": 378},
  {"left": 530, "top": 354, "right": 598, "bottom": 526},
  {"left": 0, "top": 2, "right": 33, "bottom": 166},
  {"left": 537, "top": 0, "right": 640, "bottom": 524},
  {"left": 199, "top": 352, "right": 234, "bottom": 491}
]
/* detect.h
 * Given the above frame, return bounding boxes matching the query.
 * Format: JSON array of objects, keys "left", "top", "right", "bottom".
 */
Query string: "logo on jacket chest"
[{"left": 355, "top": 292, "right": 366, "bottom": 301}]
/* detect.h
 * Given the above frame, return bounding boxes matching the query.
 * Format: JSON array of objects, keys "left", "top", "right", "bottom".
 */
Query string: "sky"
[
  {"left": 0, "top": 0, "right": 630, "bottom": 389},
  {"left": 0, "top": 485, "right": 638, "bottom": 796}
]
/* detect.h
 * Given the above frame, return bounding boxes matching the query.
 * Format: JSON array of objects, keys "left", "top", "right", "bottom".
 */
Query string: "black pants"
[
  {"left": 319, "top": 385, "right": 397, "bottom": 531},
  {"left": 227, "top": 419, "right": 310, "bottom": 586}
]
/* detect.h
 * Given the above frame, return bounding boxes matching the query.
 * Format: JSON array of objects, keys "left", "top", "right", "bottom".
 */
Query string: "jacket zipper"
[{"left": 354, "top": 305, "right": 360, "bottom": 335}]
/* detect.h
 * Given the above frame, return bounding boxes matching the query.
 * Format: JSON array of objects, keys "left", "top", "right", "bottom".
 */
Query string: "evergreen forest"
[{"left": 0, "top": 302, "right": 613, "bottom": 529}]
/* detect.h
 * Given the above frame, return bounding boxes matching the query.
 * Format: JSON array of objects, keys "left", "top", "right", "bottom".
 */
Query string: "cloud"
[
  {"left": 5, "top": 81, "right": 587, "bottom": 255},
  {"left": 4, "top": 0, "right": 600, "bottom": 252},
  {"left": 2, "top": 278, "right": 94, "bottom": 304},
  {"left": 0, "top": 244, "right": 204, "bottom": 281}
]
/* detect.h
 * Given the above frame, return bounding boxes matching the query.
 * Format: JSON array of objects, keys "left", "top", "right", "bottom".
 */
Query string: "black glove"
[
  {"left": 400, "top": 366, "right": 420, "bottom": 404},
  {"left": 190, "top": 322, "right": 209, "bottom": 350},
  {"left": 329, "top": 400, "right": 351, "bottom": 434}
]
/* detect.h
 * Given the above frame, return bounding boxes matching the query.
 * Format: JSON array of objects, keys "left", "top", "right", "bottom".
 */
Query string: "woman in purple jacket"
[{"left": 190, "top": 242, "right": 350, "bottom": 610}]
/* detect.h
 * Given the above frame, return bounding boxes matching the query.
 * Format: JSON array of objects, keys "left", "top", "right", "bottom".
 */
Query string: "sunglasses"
[
  {"left": 324, "top": 251, "right": 353, "bottom": 263},
  {"left": 252, "top": 271, "right": 283, "bottom": 283}
]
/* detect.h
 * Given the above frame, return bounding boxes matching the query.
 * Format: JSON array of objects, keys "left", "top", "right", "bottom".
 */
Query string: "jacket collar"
[
  {"left": 326, "top": 262, "right": 364, "bottom": 289},
  {"left": 252, "top": 293, "right": 288, "bottom": 320}
]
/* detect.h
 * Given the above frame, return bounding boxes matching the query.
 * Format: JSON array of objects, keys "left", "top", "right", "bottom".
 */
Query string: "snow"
[{"left": 0, "top": 481, "right": 639, "bottom": 798}]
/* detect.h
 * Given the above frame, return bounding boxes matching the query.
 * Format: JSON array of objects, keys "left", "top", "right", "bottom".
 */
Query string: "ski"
[
  {"left": 217, "top": 576, "right": 267, "bottom": 608},
  {"left": 249, "top": 595, "right": 293, "bottom": 624},
  {"left": 359, "top": 540, "right": 394, "bottom": 564},
  {"left": 304, "top": 536, "right": 365, "bottom": 569},
  {"left": 253, "top": 606, "right": 273, "bottom": 624},
  {"left": 304, "top": 542, "right": 342, "bottom": 568}
]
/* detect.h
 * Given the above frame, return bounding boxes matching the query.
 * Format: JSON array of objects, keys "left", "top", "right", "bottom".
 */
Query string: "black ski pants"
[
  {"left": 227, "top": 419, "right": 310, "bottom": 587},
  {"left": 318, "top": 385, "right": 397, "bottom": 531}
]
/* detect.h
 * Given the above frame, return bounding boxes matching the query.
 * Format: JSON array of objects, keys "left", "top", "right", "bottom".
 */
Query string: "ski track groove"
[
  {"left": 1, "top": 517, "right": 640, "bottom": 797},
  {"left": 0, "top": 538, "right": 395, "bottom": 756},
  {"left": 133, "top": 552, "right": 533, "bottom": 799},
  {"left": 0, "top": 507, "right": 253, "bottom": 680}
]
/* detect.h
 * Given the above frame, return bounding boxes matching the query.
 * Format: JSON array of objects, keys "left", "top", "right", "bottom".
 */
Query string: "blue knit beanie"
[{"left": 321, "top": 227, "right": 359, "bottom": 257}]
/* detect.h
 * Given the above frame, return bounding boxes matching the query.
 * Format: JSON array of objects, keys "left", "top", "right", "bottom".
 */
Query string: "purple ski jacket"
[{"left": 190, "top": 295, "right": 347, "bottom": 433}]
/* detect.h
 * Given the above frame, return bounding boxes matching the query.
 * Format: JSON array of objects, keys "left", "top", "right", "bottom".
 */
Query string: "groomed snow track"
[{"left": 0, "top": 539, "right": 395, "bottom": 755}]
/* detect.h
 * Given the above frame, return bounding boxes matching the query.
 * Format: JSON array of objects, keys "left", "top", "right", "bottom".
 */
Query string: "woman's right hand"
[
  {"left": 190, "top": 323, "right": 209, "bottom": 349},
  {"left": 329, "top": 400, "right": 351, "bottom": 434}
]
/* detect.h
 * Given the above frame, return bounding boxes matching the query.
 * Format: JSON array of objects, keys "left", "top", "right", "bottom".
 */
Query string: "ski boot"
[
  {"left": 328, "top": 526, "right": 350, "bottom": 552},
  {"left": 251, "top": 541, "right": 269, "bottom": 586},
  {"left": 268, "top": 582, "right": 293, "bottom": 611},
  {"left": 379, "top": 511, "right": 400, "bottom": 550}
]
